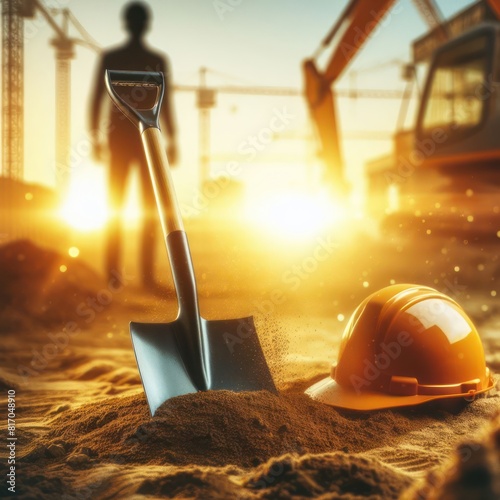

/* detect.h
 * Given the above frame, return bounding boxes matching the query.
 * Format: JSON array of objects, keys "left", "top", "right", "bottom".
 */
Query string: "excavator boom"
[
  {"left": 319, "top": 0, "right": 396, "bottom": 84},
  {"left": 306, "top": 0, "right": 500, "bottom": 192},
  {"left": 305, "top": 0, "right": 486, "bottom": 192},
  {"left": 304, "top": 0, "right": 396, "bottom": 192}
]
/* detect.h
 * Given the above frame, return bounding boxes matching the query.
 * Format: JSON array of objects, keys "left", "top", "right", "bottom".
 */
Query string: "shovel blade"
[{"left": 130, "top": 316, "right": 276, "bottom": 416}]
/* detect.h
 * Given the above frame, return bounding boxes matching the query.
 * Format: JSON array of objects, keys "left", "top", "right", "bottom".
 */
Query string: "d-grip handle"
[
  {"left": 104, "top": 69, "right": 183, "bottom": 236},
  {"left": 105, "top": 70, "right": 164, "bottom": 132}
]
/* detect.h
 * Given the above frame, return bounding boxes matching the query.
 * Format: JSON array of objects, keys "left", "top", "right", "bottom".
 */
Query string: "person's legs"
[{"left": 106, "top": 150, "right": 130, "bottom": 281}]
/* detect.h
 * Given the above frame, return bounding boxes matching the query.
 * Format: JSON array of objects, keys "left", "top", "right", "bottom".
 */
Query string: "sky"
[{"left": 17, "top": 0, "right": 475, "bottom": 205}]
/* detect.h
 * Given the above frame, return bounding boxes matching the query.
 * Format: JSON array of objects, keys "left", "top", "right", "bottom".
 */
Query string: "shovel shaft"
[
  {"left": 141, "top": 127, "right": 209, "bottom": 391},
  {"left": 166, "top": 230, "right": 209, "bottom": 391},
  {"left": 141, "top": 127, "right": 184, "bottom": 236}
]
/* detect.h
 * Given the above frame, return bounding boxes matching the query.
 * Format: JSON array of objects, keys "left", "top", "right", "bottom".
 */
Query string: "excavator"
[{"left": 305, "top": 0, "right": 500, "bottom": 238}]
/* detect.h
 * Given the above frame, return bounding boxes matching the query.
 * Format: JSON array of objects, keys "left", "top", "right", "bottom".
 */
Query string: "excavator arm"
[
  {"left": 305, "top": 0, "right": 500, "bottom": 194},
  {"left": 304, "top": 0, "right": 396, "bottom": 193},
  {"left": 488, "top": 0, "right": 500, "bottom": 17}
]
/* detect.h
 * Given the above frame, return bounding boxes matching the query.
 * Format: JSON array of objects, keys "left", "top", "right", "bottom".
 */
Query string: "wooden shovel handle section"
[{"left": 141, "top": 127, "right": 184, "bottom": 236}]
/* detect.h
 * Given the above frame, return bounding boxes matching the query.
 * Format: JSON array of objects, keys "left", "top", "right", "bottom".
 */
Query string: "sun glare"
[
  {"left": 60, "top": 167, "right": 109, "bottom": 231},
  {"left": 60, "top": 167, "right": 143, "bottom": 231},
  {"left": 246, "top": 188, "right": 346, "bottom": 240},
  {"left": 122, "top": 179, "right": 142, "bottom": 223}
]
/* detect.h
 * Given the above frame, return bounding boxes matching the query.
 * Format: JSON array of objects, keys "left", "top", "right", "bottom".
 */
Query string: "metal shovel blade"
[{"left": 131, "top": 316, "right": 276, "bottom": 416}]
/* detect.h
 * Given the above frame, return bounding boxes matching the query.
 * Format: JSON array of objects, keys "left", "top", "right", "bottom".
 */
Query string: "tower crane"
[
  {"left": 180, "top": 67, "right": 405, "bottom": 187},
  {"left": 1, "top": 0, "right": 99, "bottom": 186},
  {"left": 1, "top": 0, "right": 33, "bottom": 181}
]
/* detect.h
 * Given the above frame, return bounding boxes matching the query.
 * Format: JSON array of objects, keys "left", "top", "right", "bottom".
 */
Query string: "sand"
[
  {"left": 0, "top": 239, "right": 104, "bottom": 332},
  {"left": 17, "top": 389, "right": 500, "bottom": 498},
  {"left": 1, "top": 237, "right": 500, "bottom": 499},
  {"left": 402, "top": 411, "right": 500, "bottom": 499}
]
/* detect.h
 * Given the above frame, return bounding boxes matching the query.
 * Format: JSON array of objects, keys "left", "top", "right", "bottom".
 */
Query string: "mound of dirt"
[
  {"left": 135, "top": 452, "right": 413, "bottom": 499},
  {"left": 243, "top": 452, "right": 413, "bottom": 499},
  {"left": 20, "top": 389, "right": 500, "bottom": 499},
  {"left": 0, "top": 239, "right": 110, "bottom": 331},
  {"left": 25, "top": 390, "right": 472, "bottom": 470}
]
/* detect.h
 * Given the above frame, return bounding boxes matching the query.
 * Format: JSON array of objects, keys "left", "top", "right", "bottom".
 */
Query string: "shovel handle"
[
  {"left": 105, "top": 70, "right": 163, "bottom": 132},
  {"left": 105, "top": 70, "right": 184, "bottom": 235},
  {"left": 142, "top": 127, "right": 184, "bottom": 235}
]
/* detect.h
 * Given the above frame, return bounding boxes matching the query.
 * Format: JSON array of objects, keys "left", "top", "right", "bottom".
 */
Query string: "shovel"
[{"left": 105, "top": 70, "right": 276, "bottom": 416}]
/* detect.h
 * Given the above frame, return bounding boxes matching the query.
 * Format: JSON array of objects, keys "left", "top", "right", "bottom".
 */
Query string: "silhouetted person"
[{"left": 89, "top": 1, "right": 177, "bottom": 289}]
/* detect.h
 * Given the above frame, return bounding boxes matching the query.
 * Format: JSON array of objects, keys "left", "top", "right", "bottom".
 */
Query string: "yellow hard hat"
[{"left": 306, "top": 284, "right": 494, "bottom": 410}]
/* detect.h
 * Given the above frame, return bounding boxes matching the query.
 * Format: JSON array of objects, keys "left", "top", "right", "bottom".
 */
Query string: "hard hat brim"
[{"left": 306, "top": 375, "right": 495, "bottom": 411}]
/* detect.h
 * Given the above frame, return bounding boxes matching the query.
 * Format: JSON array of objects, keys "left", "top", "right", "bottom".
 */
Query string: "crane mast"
[
  {"left": 1, "top": 0, "right": 98, "bottom": 187},
  {"left": 1, "top": 0, "right": 33, "bottom": 180},
  {"left": 50, "top": 9, "right": 75, "bottom": 187}
]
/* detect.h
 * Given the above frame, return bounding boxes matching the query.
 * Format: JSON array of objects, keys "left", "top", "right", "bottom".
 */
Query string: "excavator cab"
[
  {"left": 306, "top": 0, "right": 500, "bottom": 237},
  {"left": 392, "top": 20, "right": 500, "bottom": 237}
]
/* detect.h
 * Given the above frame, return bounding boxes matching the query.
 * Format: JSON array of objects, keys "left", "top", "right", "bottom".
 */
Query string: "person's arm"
[
  {"left": 160, "top": 57, "right": 178, "bottom": 165},
  {"left": 89, "top": 55, "right": 107, "bottom": 162}
]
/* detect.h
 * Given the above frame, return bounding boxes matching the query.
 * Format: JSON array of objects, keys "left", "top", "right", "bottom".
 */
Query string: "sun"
[
  {"left": 59, "top": 166, "right": 110, "bottom": 231},
  {"left": 245, "top": 187, "right": 347, "bottom": 240},
  {"left": 60, "top": 167, "right": 109, "bottom": 231}
]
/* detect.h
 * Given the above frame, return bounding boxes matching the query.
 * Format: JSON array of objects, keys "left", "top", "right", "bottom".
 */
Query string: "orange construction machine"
[{"left": 305, "top": 0, "right": 500, "bottom": 238}]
